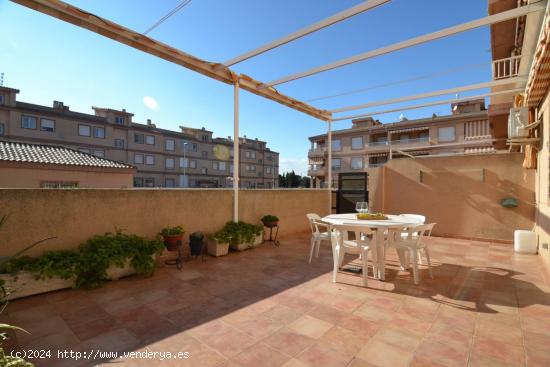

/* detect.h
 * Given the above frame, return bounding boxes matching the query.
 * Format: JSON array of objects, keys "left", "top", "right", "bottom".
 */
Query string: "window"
[
  {"left": 133, "top": 177, "right": 144, "bottom": 187},
  {"left": 134, "top": 154, "right": 144, "bottom": 164},
  {"left": 134, "top": 133, "right": 145, "bottom": 144},
  {"left": 399, "top": 134, "right": 410, "bottom": 142},
  {"left": 93, "top": 149, "right": 105, "bottom": 158},
  {"left": 144, "top": 178, "right": 155, "bottom": 187},
  {"left": 145, "top": 155, "right": 155, "bottom": 165},
  {"left": 438, "top": 126, "right": 456, "bottom": 142},
  {"left": 266, "top": 166, "right": 273, "bottom": 174},
  {"left": 219, "top": 161, "right": 226, "bottom": 171},
  {"left": 78, "top": 148, "right": 90, "bottom": 154},
  {"left": 114, "top": 139, "right": 124, "bottom": 149},
  {"left": 351, "top": 137, "right": 363, "bottom": 150},
  {"left": 0, "top": 123, "right": 4, "bottom": 135},
  {"left": 165, "top": 139, "right": 175, "bottom": 151},
  {"left": 420, "top": 131, "right": 430, "bottom": 139},
  {"left": 0, "top": 95, "right": 4, "bottom": 105},
  {"left": 78, "top": 124, "right": 91, "bottom": 136},
  {"left": 246, "top": 165, "right": 256, "bottom": 172},
  {"left": 245, "top": 151, "right": 257, "bottom": 159},
  {"left": 191, "top": 143, "right": 198, "bottom": 152},
  {"left": 93, "top": 126, "right": 105, "bottom": 139},
  {"left": 165, "top": 158, "right": 175, "bottom": 169},
  {"left": 179, "top": 157, "right": 188, "bottom": 168},
  {"left": 40, "top": 118, "right": 55, "bottom": 132},
  {"left": 165, "top": 178, "right": 175, "bottom": 188},
  {"left": 145, "top": 135, "right": 155, "bottom": 145},
  {"left": 21, "top": 116, "right": 37, "bottom": 129},
  {"left": 331, "top": 158, "right": 341, "bottom": 170},
  {"left": 190, "top": 160, "right": 197, "bottom": 169},
  {"left": 201, "top": 135, "right": 208, "bottom": 142},
  {"left": 201, "top": 151, "right": 208, "bottom": 158},
  {"left": 351, "top": 157, "right": 363, "bottom": 170},
  {"left": 115, "top": 116, "right": 125, "bottom": 125},
  {"left": 266, "top": 155, "right": 273, "bottom": 161},
  {"left": 201, "top": 167, "right": 207, "bottom": 174},
  {"left": 213, "top": 161, "right": 219, "bottom": 170},
  {"left": 41, "top": 181, "right": 79, "bottom": 189},
  {"left": 332, "top": 139, "right": 342, "bottom": 151},
  {"left": 213, "top": 161, "right": 226, "bottom": 171},
  {"left": 230, "top": 164, "right": 234, "bottom": 174}
]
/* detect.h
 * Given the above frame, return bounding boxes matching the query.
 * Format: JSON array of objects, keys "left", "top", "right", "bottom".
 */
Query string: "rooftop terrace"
[{"left": 3, "top": 234, "right": 549, "bottom": 367}]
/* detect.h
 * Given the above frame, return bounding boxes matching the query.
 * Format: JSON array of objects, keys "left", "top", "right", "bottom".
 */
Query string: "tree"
[{"left": 278, "top": 171, "right": 311, "bottom": 188}]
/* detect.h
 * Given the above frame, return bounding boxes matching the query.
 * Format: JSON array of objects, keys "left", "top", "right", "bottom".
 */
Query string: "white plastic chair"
[
  {"left": 388, "top": 223, "right": 435, "bottom": 285},
  {"left": 330, "top": 224, "right": 377, "bottom": 287},
  {"left": 306, "top": 213, "right": 330, "bottom": 263},
  {"left": 399, "top": 214, "right": 426, "bottom": 224}
]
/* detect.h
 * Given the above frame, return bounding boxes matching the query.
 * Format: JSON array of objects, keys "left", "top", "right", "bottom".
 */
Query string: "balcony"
[
  {"left": 308, "top": 167, "right": 326, "bottom": 176},
  {"left": 492, "top": 55, "right": 521, "bottom": 80},
  {"left": 307, "top": 147, "right": 327, "bottom": 157},
  {"left": 389, "top": 137, "right": 430, "bottom": 146}
]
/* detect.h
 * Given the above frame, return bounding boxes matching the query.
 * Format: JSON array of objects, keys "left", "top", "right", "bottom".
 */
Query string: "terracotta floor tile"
[
  {"left": 356, "top": 339, "right": 413, "bottom": 367},
  {"left": 371, "top": 327, "right": 423, "bottom": 352},
  {"left": 263, "top": 328, "right": 315, "bottom": 357},
  {"left": 296, "top": 342, "right": 352, "bottom": 367},
  {"left": 472, "top": 338, "right": 525, "bottom": 366},
  {"left": 202, "top": 326, "right": 257, "bottom": 358},
  {"left": 353, "top": 303, "right": 396, "bottom": 323},
  {"left": 287, "top": 315, "right": 333, "bottom": 339},
  {"left": 319, "top": 326, "right": 369, "bottom": 357},
  {"left": 468, "top": 353, "right": 523, "bottom": 367},
  {"left": 306, "top": 304, "right": 348, "bottom": 325},
  {"left": 263, "top": 304, "right": 303, "bottom": 324},
  {"left": 415, "top": 339, "right": 469, "bottom": 367},
  {"left": 338, "top": 314, "right": 381, "bottom": 338},
  {"left": 232, "top": 343, "right": 290, "bottom": 367},
  {"left": 232, "top": 315, "right": 285, "bottom": 339}
]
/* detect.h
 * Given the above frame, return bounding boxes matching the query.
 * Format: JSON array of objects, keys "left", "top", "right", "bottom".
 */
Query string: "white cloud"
[
  {"left": 279, "top": 156, "right": 308, "bottom": 176},
  {"left": 143, "top": 96, "right": 159, "bottom": 111}
]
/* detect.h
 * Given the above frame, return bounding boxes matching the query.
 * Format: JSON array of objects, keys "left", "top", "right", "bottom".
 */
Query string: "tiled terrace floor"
[{"left": 4, "top": 235, "right": 550, "bottom": 367}]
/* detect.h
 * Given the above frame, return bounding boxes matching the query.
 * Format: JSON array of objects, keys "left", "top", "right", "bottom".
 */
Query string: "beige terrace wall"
[
  {"left": 0, "top": 189, "right": 329, "bottom": 257},
  {"left": 372, "top": 153, "right": 535, "bottom": 241},
  {"left": 535, "top": 91, "right": 550, "bottom": 269}
]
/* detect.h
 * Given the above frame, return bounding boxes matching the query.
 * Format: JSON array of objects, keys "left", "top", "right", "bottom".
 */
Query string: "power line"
[
  {"left": 306, "top": 62, "right": 491, "bottom": 103},
  {"left": 143, "top": 0, "right": 192, "bottom": 35}
]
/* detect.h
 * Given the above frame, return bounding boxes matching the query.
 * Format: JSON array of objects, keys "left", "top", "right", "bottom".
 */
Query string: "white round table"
[{"left": 322, "top": 213, "right": 423, "bottom": 280}]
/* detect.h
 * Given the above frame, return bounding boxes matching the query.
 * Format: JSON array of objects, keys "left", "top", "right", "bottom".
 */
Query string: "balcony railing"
[
  {"left": 308, "top": 167, "right": 326, "bottom": 176},
  {"left": 308, "top": 147, "right": 326, "bottom": 156},
  {"left": 389, "top": 137, "right": 430, "bottom": 145},
  {"left": 492, "top": 55, "right": 521, "bottom": 80},
  {"left": 368, "top": 162, "right": 386, "bottom": 168},
  {"left": 368, "top": 140, "right": 389, "bottom": 147}
]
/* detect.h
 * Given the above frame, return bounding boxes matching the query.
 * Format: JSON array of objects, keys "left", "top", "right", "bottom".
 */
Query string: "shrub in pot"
[
  {"left": 189, "top": 232, "right": 204, "bottom": 256},
  {"left": 208, "top": 230, "right": 230, "bottom": 257},
  {"left": 159, "top": 225, "right": 185, "bottom": 251},
  {"left": 261, "top": 215, "right": 279, "bottom": 228}
]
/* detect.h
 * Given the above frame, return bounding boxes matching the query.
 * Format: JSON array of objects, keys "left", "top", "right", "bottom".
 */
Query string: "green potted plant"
[
  {"left": 251, "top": 224, "right": 264, "bottom": 247},
  {"left": 208, "top": 229, "right": 231, "bottom": 257},
  {"left": 159, "top": 225, "right": 185, "bottom": 251},
  {"left": 261, "top": 215, "right": 279, "bottom": 228}
]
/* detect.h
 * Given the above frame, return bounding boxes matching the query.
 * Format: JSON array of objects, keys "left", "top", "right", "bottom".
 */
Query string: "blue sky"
[{"left": 0, "top": 0, "right": 491, "bottom": 174}]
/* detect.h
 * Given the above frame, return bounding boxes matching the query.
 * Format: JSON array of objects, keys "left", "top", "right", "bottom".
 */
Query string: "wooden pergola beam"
[{"left": 11, "top": 0, "right": 332, "bottom": 121}]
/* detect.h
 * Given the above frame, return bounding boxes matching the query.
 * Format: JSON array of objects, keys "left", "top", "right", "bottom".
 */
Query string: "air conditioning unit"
[{"left": 508, "top": 107, "right": 529, "bottom": 139}]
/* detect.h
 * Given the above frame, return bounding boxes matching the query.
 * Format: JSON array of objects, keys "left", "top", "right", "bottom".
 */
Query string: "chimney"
[
  {"left": 122, "top": 109, "right": 126, "bottom": 112},
  {"left": 53, "top": 101, "right": 64, "bottom": 110},
  {"left": 146, "top": 119, "right": 156, "bottom": 128}
]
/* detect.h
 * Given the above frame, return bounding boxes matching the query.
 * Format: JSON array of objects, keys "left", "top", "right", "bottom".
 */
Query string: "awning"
[
  {"left": 309, "top": 158, "right": 324, "bottom": 164},
  {"left": 389, "top": 126, "right": 429, "bottom": 134},
  {"left": 393, "top": 150, "right": 431, "bottom": 156},
  {"left": 526, "top": 16, "right": 550, "bottom": 107},
  {"left": 464, "top": 146, "right": 496, "bottom": 154}
]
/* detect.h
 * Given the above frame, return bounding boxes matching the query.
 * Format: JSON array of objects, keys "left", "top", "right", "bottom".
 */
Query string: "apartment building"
[
  {"left": 308, "top": 100, "right": 501, "bottom": 188},
  {"left": 0, "top": 86, "right": 279, "bottom": 188}
]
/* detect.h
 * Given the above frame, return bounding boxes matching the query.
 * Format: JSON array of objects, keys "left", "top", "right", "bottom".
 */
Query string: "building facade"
[
  {"left": 0, "top": 86, "right": 279, "bottom": 188},
  {"left": 308, "top": 100, "right": 504, "bottom": 188}
]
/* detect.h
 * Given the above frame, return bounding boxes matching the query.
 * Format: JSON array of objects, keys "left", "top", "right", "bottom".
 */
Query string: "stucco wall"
[
  {"left": 0, "top": 166, "right": 133, "bottom": 188},
  {"left": 372, "top": 153, "right": 535, "bottom": 241},
  {"left": 0, "top": 189, "right": 329, "bottom": 257}
]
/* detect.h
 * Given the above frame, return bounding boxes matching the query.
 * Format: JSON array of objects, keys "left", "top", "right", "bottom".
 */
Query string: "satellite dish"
[{"left": 399, "top": 113, "right": 408, "bottom": 122}]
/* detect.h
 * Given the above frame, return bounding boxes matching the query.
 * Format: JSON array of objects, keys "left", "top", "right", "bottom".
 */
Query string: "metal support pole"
[
  {"left": 233, "top": 80, "right": 240, "bottom": 222},
  {"left": 327, "top": 120, "right": 332, "bottom": 214}
]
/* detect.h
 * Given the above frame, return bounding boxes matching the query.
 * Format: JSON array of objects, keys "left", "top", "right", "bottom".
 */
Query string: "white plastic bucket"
[{"left": 514, "top": 230, "right": 537, "bottom": 254}]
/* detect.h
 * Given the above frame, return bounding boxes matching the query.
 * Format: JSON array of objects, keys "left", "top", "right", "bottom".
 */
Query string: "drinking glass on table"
[
  {"left": 356, "top": 202, "right": 364, "bottom": 213},
  {"left": 361, "top": 202, "right": 369, "bottom": 213}
]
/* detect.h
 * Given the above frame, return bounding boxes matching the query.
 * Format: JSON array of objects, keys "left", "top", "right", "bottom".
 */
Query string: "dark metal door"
[{"left": 337, "top": 172, "right": 368, "bottom": 213}]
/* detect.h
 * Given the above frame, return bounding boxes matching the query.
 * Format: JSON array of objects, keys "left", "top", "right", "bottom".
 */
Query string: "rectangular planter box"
[
  {"left": 208, "top": 240, "right": 229, "bottom": 256},
  {"left": 0, "top": 258, "right": 153, "bottom": 300},
  {"left": 230, "top": 242, "right": 250, "bottom": 251},
  {"left": 250, "top": 235, "right": 263, "bottom": 248},
  {"left": 0, "top": 272, "right": 74, "bottom": 301}
]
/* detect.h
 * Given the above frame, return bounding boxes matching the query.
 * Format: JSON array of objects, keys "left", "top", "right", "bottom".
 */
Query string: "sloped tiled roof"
[{"left": 0, "top": 140, "right": 133, "bottom": 169}]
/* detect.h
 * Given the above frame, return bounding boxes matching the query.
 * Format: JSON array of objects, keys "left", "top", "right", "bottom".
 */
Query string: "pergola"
[{"left": 11, "top": 0, "right": 545, "bottom": 219}]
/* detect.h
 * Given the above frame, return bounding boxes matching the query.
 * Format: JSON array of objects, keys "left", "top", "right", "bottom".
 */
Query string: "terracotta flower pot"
[
  {"left": 262, "top": 220, "right": 278, "bottom": 228},
  {"left": 163, "top": 234, "right": 183, "bottom": 251}
]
